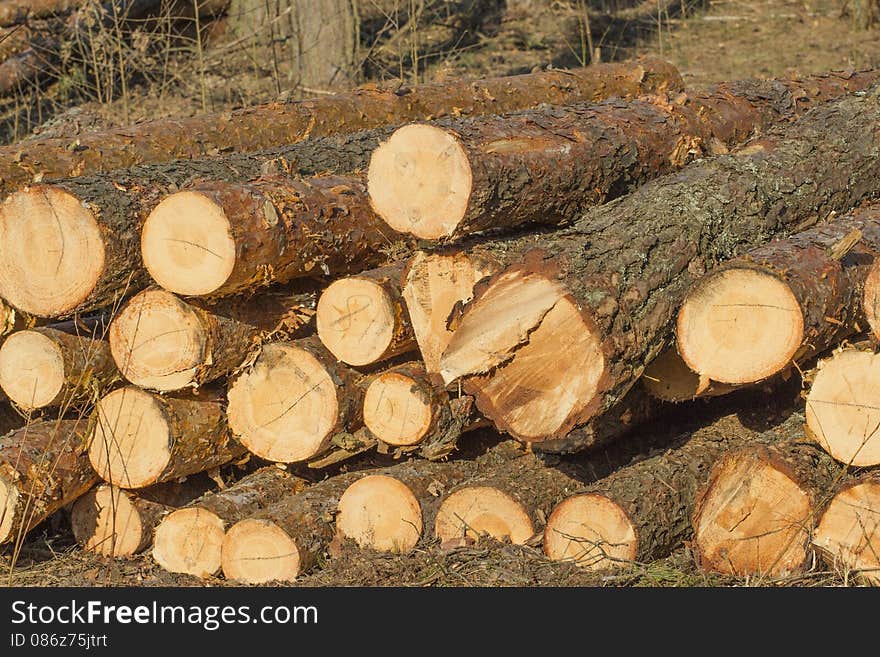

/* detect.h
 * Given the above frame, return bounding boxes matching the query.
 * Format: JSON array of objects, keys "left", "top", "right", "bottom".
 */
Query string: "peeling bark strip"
[
  {"left": 368, "top": 70, "right": 880, "bottom": 240},
  {"left": 0, "top": 418, "right": 98, "bottom": 545},
  {"left": 439, "top": 86, "right": 880, "bottom": 445},
  {"left": 221, "top": 455, "right": 490, "bottom": 584},
  {"left": 0, "top": 325, "right": 117, "bottom": 409},
  {"left": 153, "top": 467, "right": 308, "bottom": 578},
  {"left": 0, "top": 58, "right": 681, "bottom": 195},
  {"left": 678, "top": 208, "right": 880, "bottom": 387},
  {"left": 89, "top": 385, "right": 245, "bottom": 489},
  {"left": 692, "top": 441, "right": 840, "bottom": 577},
  {"left": 109, "top": 286, "right": 315, "bottom": 392}
]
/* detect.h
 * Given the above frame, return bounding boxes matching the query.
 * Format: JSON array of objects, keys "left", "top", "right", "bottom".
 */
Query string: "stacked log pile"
[{"left": 1, "top": 59, "right": 879, "bottom": 586}]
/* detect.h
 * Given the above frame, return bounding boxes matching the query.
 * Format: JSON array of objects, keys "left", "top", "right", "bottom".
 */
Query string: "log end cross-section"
[
  {"left": 153, "top": 507, "right": 226, "bottom": 578},
  {"left": 0, "top": 329, "right": 65, "bottom": 408},
  {"left": 221, "top": 518, "right": 302, "bottom": 584},
  {"left": 336, "top": 475, "right": 423, "bottom": 553},
  {"left": 363, "top": 371, "right": 435, "bottom": 447},
  {"left": 434, "top": 486, "right": 534, "bottom": 547}
]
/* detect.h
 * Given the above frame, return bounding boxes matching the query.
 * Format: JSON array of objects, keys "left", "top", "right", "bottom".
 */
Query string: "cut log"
[
  {"left": 152, "top": 466, "right": 307, "bottom": 577},
  {"left": 109, "top": 286, "right": 315, "bottom": 391},
  {"left": 0, "top": 326, "right": 117, "bottom": 409},
  {"left": 0, "top": 418, "right": 97, "bottom": 545},
  {"left": 641, "top": 349, "right": 738, "bottom": 402},
  {"left": 71, "top": 484, "right": 169, "bottom": 557},
  {"left": 141, "top": 176, "right": 407, "bottom": 300},
  {"left": 692, "top": 441, "right": 839, "bottom": 577},
  {"left": 368, "top": 70, "right": 880, "bottom": 240},
  {"left": 0, "top": 58, "right": 681, "bottom": 196},
  {"left": 677, "top": 210, "right": 880, "bottom": 386},
  {"left": 221, "top": 455, "right": 486, "bottom": 583},
  {"left": 542, "top": 408, "right": 806, "bottom": 569},
  {"left": 438, "top": 84, "right": 880, "bottom": 446},
  {"left": 335, "top": 475, "right": 422, "bottom": 553},
  {"left": 813, "top": 474, "right": 880, "bottom": 585},
  {"left": 316, "top": 263, "right": 414, "bottom": 366},
  {"left": 401, "top": 250, "right": 500, "bottom": 374},
  {"left": 805, "top": 348, "right": 880, "bottom": 467},
  {"left": 89, "top": 385, "right": 244, "bottom": 488},
  {"left": 226, "top": 337, "right": 362, "bottom": 463}
]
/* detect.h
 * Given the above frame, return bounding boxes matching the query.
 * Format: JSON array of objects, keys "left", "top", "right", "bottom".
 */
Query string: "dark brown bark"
[
  {"left": 0, "top": 418, "right": 98, "bottom": 545},
  {"left": 440, "top": 84, "right": 880, "bottom": 445},
  {"left": 368, "top": 70, "right": 880, "bottom": 240}
]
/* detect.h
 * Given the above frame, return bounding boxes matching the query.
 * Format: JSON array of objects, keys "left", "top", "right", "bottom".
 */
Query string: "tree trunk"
[
  {"left": 439, "top": 85, "right": 880, "bottom": 446},
  {"left": 677, "top": 207, "right": 880, "bottom": 386},
  {"left": 226, "top": 336, "right": 363, "bottom": 463},
  {"left": 89, "top": 385, "right": 245, "bottom": 488},
  {"left": 692, "top": 441, "right": 840, "bottom": 577},
  {"left": 316, "top": 262, "right": 415, "bottom": 366},
  {"left": 109, "top": 285, "right": 315, "bottom": 391},
  {"left": 152, "top": 466, "right": 308, "bottom": 577},
  {"left": 0, "top": 57, "right": 680, "bottom": 196},
  {"left": 0, "top": 418, "right": 97, "bottom": 545},
  {"left": 0, "top": 326, "right": 118, "bottom": 409},
  {"left": 368, "top": 70, "right": 880, "bottom": 240}
]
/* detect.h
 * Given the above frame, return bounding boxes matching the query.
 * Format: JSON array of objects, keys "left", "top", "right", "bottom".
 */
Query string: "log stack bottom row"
[{"left": 0, "top": 59, "right": 879, "bottom": 586}]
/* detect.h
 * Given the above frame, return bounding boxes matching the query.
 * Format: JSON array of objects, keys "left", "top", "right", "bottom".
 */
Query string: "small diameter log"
[
  {"left": 109, "top": 286, "right": 315, "bottom": 391},
  {"left": 401, "top": 250, "right": 500, "bottom": 374},
  {"left": 542, "top": 409, "right": 806, "bottom": 570},
  {"left": 71, "top": 485, "right": 169, "bottom": 557},
  {"left": 89, "top": 385, "right": 245, "bottom": 489},
  {"left": 0, "top": 59, "right": 681, "bottom": 196},
  {"left": 226, "top": 337, "right": 362, "bottom": 463},
  {"left": 0, "top": 326, "right": 117, "bottom": 409},
  {"left": 222, "top": 456, "right": 484, "bottom": 584},
  {"left": 368, "top": 71, "right": 880, "bottom": 240},
  {"left": 677, "top": 210, "right": 880, "bottom": 386},
  {"left": 641, "top": 349, "right": 737, "bottom": 402},
  {"left": 692, "top": 441, "right": 839, "bottom": 577},
  {"left": 813, "top": 474, "right": 880, "bottom": 584},
  {"left": 362, "top": 361, "right": 483, "bottom": 456},
  {"left": 316, "top": 263, "right": 414, "bottom": 366},
  {"left": 806, "top": 348, "right": 880, "bottom": 467},
  {"left": 438, "top": 84, "right": 880, "bottom": 446},
  {"left": 152, "top": 466, "right": 308, "bottom": 577},
  {"left": 141, "top": 176, "right": 408, "bottom": 299},
  {"left": 0, "top": 418, "right": 97, "bottom": 545}
]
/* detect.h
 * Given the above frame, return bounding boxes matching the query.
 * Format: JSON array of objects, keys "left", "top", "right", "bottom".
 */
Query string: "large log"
[
  {"left": 152, "top": 466, "right": 308, "bottom": 577},
  {"left": 0, "top": 58, "right": 681, "bottom": 196},
  {"left": 438, "top": 85, "right": 880, "bottom": 447},
  {"left": 368, "top": 70, "right": 880, "bottom": 240},
  {"left": 109, "top": 286, "right": 315, "bottom": 391},
  {"left": 0, "top": 418, "right": 98, "bottom": 545},
  {"left": 692, "top": 441, "right": 839, "bottom": 577},
  {"left": 0, "top": 326, "right": 117, "bottom": 409},
  {"left": 89, "top": 385, "right": 245, "bottom": 488},
  {"left": 677, "top": 208, "right": 880, "bottom": 386}
]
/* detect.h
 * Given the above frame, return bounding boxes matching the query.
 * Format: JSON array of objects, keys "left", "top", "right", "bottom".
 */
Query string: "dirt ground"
[{"left": 3, "top": 0, "right": 879, "bottom": 587}]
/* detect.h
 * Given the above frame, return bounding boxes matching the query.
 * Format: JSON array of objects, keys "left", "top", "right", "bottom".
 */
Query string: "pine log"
[
  {"left": 89, "top": 385, "right": 244, "bottom": 488},
  {"left": 316, "top": 262, "right": 415, "bottom": 366},
  {"left": 641, "top": 349, "right": 738, "bottom": 402},
  {"left": 0, "top": 418, "right": 97, "bottom": 545},
  {"left": 692, "top": 441, "right": 840, "bottom": 577},
  {"left": 813, "top": 474, "right": 880, "bottom": 585},
  {"left": 109, "top": 285, "right": 315, "bottom": 391},
  {"left": 152, "top": 466, "right": 307, "bottom": 577},
  {"left": 805, "top": 347, "right": 880, "bottom": 467},
  {"left": 0, "top": 58, "right": 681, "bottom": 196},
  {"left": 677, "top": 209, "right": 880, "bottom": 387},
  {"left": 0, "top": 326, "right": 117, "bottom": 409},
  {"left": 221, "top": 455, "right": 488, "bottom": 583},
  {"left": 368, "top": 70, "right": 880, "bottom": 240},
  {"left": 226, "top": 337, "right": 363, "bottom": 463},
  {"left": 401, "top": 250, "right": 500, "bottom": 375},
  {"left": 438, "top": 84, "right": 880, "bottom": 447}
]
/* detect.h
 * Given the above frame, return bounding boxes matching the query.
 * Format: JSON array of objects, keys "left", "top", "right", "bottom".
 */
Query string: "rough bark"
[
  {"left": 0, "top": 418, "right": 98, "bottom": 545},
  {"left": 692, "top": 440, "right": 841, "bottom": 576},
  {"left": 0, "top": 0, "right": 82, "bottom": 26},
  {"left": 89, "top": 385, "right": 245, "bottom": 488},
  {"left": 71, "top": 484, "right": 170, "bottom": 556},
  {"left": 368, "top": 70, "right": 880, "bottom": 240},
  {"left": 0, "top": 57, "right": 681, "bottom": 195},
  {"left": 439, "top": 84, "right": 880, "bottom": 446}
]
